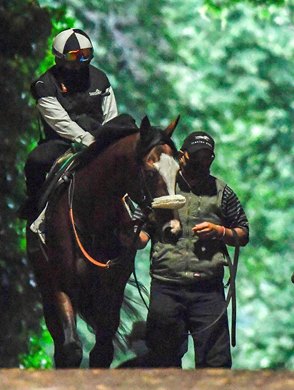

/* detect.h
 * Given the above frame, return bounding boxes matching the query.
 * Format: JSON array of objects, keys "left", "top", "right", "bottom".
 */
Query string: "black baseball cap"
[{"left": 181, "top": 131, "right": 215, "bottom": 154}]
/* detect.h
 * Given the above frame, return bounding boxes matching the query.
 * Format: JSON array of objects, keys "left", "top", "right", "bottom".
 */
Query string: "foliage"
[
  {"left": 204, "top": 0, "right": 288, "bottom": 13},
  {"left": 0, "top": 0, "right": 50, "bottom": 367},
  {"left": 19, "top": 320, "right": 53, "bottom": 369},
  {"left": 0, "top": 0, "right": 74, "bottom": 367}
]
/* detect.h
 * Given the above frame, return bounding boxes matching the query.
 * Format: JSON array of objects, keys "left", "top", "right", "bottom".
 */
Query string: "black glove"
[{"left": 71, "top": 142, "right": 87, "bottom": 153}]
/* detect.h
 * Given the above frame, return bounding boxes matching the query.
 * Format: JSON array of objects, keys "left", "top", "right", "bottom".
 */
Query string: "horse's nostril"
[
  {"left": 162, "top": 221, "right": 182, "bottom": 243},
  {"left": 163, "top": 224, "right": 172, "bottom": 235}
]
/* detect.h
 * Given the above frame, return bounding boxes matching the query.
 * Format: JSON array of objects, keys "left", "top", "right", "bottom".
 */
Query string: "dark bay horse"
[{"left": 26, "top": 115, "right": 185, "bottom": 368}]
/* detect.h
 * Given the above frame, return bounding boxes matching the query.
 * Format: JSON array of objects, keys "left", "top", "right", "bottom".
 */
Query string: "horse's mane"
[
  {"left": 78, "top": 114, "right": 139, "bottom": 165},
  {"left": 76, "top": 113, "right": 177, "bottom": 169}
]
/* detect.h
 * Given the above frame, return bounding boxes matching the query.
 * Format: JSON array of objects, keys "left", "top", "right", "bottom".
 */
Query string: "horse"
[{"left": 26, "top": 115, "right": 185, "bottom": 368}]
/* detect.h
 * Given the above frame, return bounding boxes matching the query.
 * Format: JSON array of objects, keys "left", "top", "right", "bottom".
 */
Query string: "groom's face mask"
[{"left": 183, "top": 150, "right": 215, "bottom": 178}]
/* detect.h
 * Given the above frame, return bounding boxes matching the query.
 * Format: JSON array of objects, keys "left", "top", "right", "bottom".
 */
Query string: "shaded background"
[{"left": 0, "top": 0, "right": 293, "bottom": 369}]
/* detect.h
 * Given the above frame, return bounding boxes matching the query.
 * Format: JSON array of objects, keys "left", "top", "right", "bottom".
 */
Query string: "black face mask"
[
  {"left": 184, "top": 162, "right": 211, "bottom": 179},
  {"left": 62, "top": 65, "right": 89, "bottom": 78},
  {"left": 57, "top": 65, "right": 90, "bottom": 92},
  {"left": 183, "top": 150, "right": 214, "bottom": 180}
]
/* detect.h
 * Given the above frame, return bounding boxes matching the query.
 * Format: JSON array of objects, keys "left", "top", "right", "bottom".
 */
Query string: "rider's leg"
[{"left": 19, "top": 140, "right": 70, "bottom": 219}]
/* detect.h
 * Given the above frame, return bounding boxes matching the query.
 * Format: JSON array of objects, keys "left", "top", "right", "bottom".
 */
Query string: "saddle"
[
  {"left": 37, "top": 147, "right": 82, "bottom": 214},
  {"left": 29, "top": 148, "right": 82, "bottom": 243}
]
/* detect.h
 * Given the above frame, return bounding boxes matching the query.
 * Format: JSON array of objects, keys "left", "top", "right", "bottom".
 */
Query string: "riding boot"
[
  {"left": 18, "top": 182, "right": 40, "bottom": 221},
  {"left": 18, "top": 199, "right": 38, "bottom": 221}
]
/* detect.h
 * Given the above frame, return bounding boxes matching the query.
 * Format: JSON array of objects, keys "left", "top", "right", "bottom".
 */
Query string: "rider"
[{"left": 19, "top": 28, "right": 118, "bottom": 220}]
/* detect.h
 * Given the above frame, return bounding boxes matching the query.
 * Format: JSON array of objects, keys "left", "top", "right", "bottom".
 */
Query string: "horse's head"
[{"left": 135, "top": 115, "right": 186, "bottom": 243}]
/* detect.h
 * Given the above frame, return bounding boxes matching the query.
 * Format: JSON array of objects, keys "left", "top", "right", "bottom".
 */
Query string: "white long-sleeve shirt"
[{"left": 32, "top": 65, "right": 118, "bottom": 145}]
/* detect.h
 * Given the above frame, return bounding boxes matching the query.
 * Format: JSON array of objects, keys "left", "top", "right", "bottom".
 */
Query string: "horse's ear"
[
  {"left": 164, "top": 115, "right": 180, "bottom": 137},
  {"left": 140, "top": 116, "right": 151, "bottom": 131},
  {"left": 140, "top": 115, "right": 151, "bottom": 139}
]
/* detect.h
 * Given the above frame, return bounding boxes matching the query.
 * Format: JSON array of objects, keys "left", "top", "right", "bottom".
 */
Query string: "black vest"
[
  {"left": 149, "top": 176, "right": 230, "bottom": 284},
  {"left": 31, "top": 65, "right": 111, "bottom": 141}
]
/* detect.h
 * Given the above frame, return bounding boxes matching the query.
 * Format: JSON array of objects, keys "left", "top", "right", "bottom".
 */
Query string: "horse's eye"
[{"left": 145, "top": 170, "right": 157, "bottom": 180}]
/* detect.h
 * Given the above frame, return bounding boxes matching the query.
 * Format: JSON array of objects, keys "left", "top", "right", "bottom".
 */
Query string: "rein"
[{"left": 68, "top": 173, "right": 111, "bottom": 269}]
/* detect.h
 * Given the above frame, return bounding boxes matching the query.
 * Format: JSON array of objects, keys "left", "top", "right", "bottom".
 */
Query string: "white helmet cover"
[{"left": 52, "top": 28, "right": 93, "bottom": 59}]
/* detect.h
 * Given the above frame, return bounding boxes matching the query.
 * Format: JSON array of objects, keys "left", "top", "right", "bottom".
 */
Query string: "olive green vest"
[{"left": 150, "top": 176, "right": 229, "bottom": 284}]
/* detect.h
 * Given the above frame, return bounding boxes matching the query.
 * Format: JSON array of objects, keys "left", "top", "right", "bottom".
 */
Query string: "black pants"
[
  {"left": 24, "top": 140, "right": 70, "bottom": 197},
  {"left": 146, "top": 279, "right": 232, "bottom": 368}
]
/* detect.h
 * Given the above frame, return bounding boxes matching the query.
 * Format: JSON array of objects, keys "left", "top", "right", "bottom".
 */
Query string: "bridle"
[{"left": 135, "top": 167, "right": 155, "bottom": 214}]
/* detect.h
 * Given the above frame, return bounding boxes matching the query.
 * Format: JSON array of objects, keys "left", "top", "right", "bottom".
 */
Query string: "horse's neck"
[
  {"left": 88, "top": 133, "right": 139, "bottom": 196},
  {"left": 111, "top": 136, "right": 139, "bottom": 194}
]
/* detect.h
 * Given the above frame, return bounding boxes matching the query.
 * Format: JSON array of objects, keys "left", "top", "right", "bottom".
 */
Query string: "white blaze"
[
  {"left": 153, "top": 153, "right": 179, "bottom": 195},
  {"left": 152, "top": 153, "right": 186, "bottom": 210}
]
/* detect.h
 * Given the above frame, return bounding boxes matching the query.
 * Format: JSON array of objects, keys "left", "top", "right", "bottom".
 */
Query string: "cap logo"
[
  {"left": 191, "top": 135, "right": 212, "bottom": 146},
  {"left": 89, "top": 88, "right": 102, "bottom": 96},
  {"left": 181, "top": 131, "right": 214, "bottom": 153}
]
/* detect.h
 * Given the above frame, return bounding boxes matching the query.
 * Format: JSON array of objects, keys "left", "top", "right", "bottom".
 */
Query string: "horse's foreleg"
[
  {"left": 89, "top": 328, "right": 116, "bottom": 368},
  {"left": 26, "top": 229, "right": 81, "bottom": 368},
  {"left": 52, "top": 291, "right": 82, "bottom": 368},
  {"left": 89, "top": 288, "right": 122, "bottom": 368},
  {"left": 89, "top": 275, "right": 130, "bottom": 368}
]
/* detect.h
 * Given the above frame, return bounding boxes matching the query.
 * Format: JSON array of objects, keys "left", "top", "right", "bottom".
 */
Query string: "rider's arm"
[
  {"left": 37, "top": 96, "right": 95, "bottom": 146},
  {"left": 101, "top": 86, "right": 118, "bottom": 124}
]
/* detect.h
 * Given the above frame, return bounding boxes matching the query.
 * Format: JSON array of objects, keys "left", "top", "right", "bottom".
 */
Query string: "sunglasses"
[{"left": 64, "top": 48, "right": 93, "bottom": 62}]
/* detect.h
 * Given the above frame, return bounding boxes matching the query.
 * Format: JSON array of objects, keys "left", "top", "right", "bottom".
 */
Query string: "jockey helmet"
[{"left": 52, "top": 28, "right": 94, "bottom": 64}]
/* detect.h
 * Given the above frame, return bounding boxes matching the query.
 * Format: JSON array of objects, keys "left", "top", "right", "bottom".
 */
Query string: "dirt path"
[{"left": 1, "top": 368, "right": 293, "bottom": 390}]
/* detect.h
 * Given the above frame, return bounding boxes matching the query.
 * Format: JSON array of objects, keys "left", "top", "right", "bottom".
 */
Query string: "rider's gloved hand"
[
  {"left": 73, "top": 132, "right": 95, "bottom": 151},
  {"left": 71, "top": 142, "right": 87, "bottom": 153}
]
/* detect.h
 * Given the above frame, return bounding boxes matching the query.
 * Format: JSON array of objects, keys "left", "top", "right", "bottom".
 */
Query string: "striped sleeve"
[{"left": 221, "top": 185, "right": 249, "bottom": 234}]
